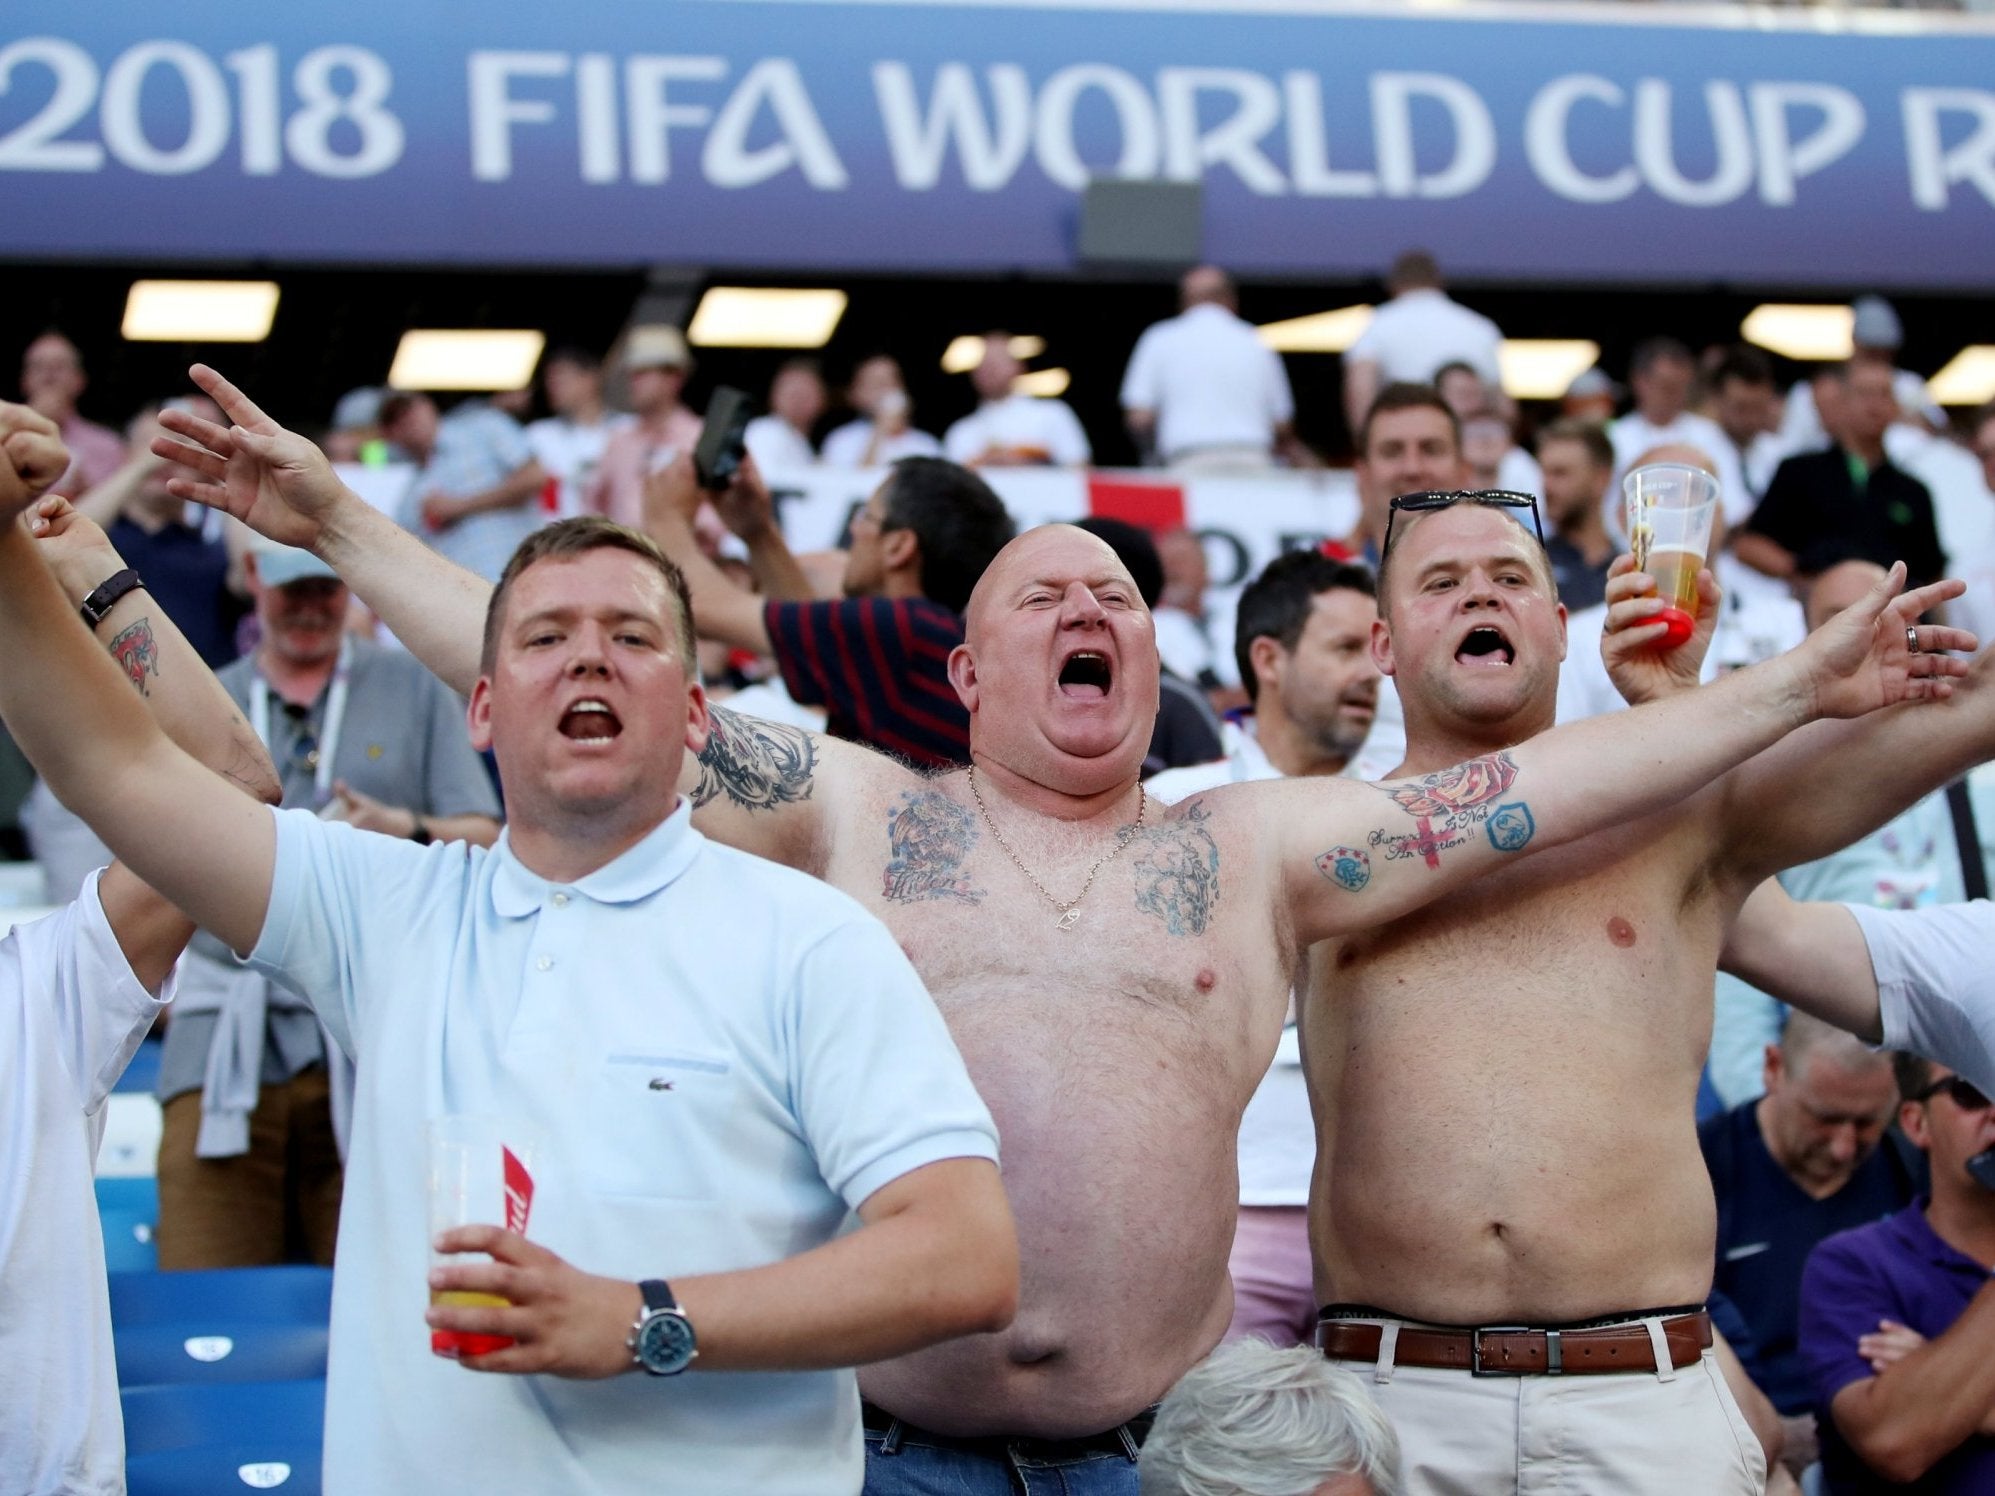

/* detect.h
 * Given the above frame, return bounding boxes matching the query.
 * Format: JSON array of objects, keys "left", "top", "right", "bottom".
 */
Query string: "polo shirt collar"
[
  {"left": 1891, "top": 1197, "right": 1995, "bottom": 1275},
  {"left": 488, "top": 799, "right": 702, "bottom": 918}
]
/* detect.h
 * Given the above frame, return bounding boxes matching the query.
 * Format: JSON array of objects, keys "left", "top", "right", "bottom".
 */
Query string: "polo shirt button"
[
  {"left": 552, "top": 893, "right": 569, "bottom": 907},
  {"left": 536, "top": 956, "right": 553, "bottom": 972}
]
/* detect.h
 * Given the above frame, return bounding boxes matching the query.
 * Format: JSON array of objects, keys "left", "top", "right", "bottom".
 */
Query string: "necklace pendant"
[{"left": 1056, "top": 908, "right": 1080, "bottom": 932}]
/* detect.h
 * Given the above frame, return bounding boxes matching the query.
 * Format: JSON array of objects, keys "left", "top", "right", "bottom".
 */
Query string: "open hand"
[
  {"left": 1804, "top": 563, "right": 1976, "bottom": 719},
  {"left": 0, "top": 402, "right": 70, "bottom": 521},
  {"left": 426, "top": 1226, "right": 641, "bottom": 1379},
  {"left": 1602, "top": 553, "right": 1723, "bottom": 707},
  {"left": 152, "top": 365, "right": 349, "bottom": 553}
]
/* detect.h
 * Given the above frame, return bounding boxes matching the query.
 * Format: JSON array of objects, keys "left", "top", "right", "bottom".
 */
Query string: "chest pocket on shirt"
[{"left": 586, "top": 1050, "right": 737, "bottom": 1201}]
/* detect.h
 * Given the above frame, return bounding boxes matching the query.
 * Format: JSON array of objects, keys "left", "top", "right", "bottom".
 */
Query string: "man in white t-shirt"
[
  {"left": 527, "top": 347, "right": 632, "bottom": 521},
  {"left": 0, "top": 416, "right": 283, "bottom": 1496},
  {"left": 944, "top": 334, "right": 1090, "bottom": 469},
  {"left": 743, "top": 359, "right": 827, "bottom": 472},
  {"left": 10, "top": 369, "right": 1020, "bottom": 1496},
  {"left": 1121, "top": 266, "right": 1297, "bottom": 470},
  {"left": 1147, "top": 552, "right": 1380, "bottom": 1348},
  {"left": 821, "top": 355, "right": 942, "bottom": 469},
  {"left": 1611, "top": 338, "right": 1753, "bottom": 527},
  {"left": 1342, "top": 250, "right": 1503, "bottom": 437}
]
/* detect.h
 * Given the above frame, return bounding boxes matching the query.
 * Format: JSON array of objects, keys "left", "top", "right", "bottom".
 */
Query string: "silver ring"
[{"left": 1907, "top": 626, "right": 1922, "bottom": 655}]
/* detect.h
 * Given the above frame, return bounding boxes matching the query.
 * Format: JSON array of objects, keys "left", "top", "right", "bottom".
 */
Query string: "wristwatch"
[
  {"left": 79, "top": 568, "right": 146, "bottom": 628},
  {"left": 408, "top": 816, "right": 433, "bottom": 846},
  {"left": 628, "top": 1279, "right": 698, "bottom": 1376}
]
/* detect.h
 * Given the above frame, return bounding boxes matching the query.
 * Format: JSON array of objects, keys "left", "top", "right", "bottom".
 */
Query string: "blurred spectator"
[
  {"left": 527, "top": 346, "right": 631, "bottom": 520},
  {"left": 946, "top": 332, "right": 1090, "bottom": 468},
  {"left": 1782, "top": 296, "right": 1943, "bottom": 454},
  {"left": 1739, "top": 359, "right": 1948, "bottom": 589},
  {"left": 645, "top": 452, "right": 1011, "bottom": 766},
  {"left": 744, "top": 357, "right": 827, "bottom": 470},
  {"left": 155, "top": 538, "right": 501, "bottom": 1270},
  {"left": 1708, "top": 345, "right": 1789, "bottom": 506},
  {"left": 18, "top": 332, "right": 123, "bottom": 497},
  {"left": 1610, "top": 337, "right": 1753, "bottom": 525},
  {"left": 1139, "top": 1340, "right": 1402, "bottom": 1496},
  {"left": 1073, "top": 517, "right": 1223, "bottom": 774},
  {"left": 1153, "top": 527, "right": 1227, "bottom": 692},
  {"left": 1561, "top": 366, "right": 1622, "bottom": 425},
  {"left": 1147, "top": 554, "right": 1379, "bottom": 1349},
  {"left": 1799, "top": 1054, "right": 1995, "bottom": 1493},
  {"left": 324, "top": 386, "right": 386, "bottom": 465},
  {"left": 1535, "top": 418, "right": 1616, "bottom": 610},
  {"left": 821, "top": 353, "right": 943, "bottom": 468},
  {"left": 382, "top": 390, "right": 548, "bottom": 584},
  {"left": 1702, "top": 1012, "right": 1919, "bottom": 1480},
  {"left": 588, "top": 325, "right": 704, "bottom": 528},
  {"left": 1122, "top": 265, "right": 1298, "bottom": 471},
  {"left": 1342, "top": 249, "right": 1502, "bottom": 436},
  {"left": 1438, "top": 360, "right": 1540, "bottom": 497},
  {"left": 1953, "top": 405, "right": 1995, "bottom": 648}
]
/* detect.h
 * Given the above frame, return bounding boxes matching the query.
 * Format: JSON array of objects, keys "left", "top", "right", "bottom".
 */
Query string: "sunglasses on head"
[
  {"left": 1382, "top": 490, "right": 1546, "bottom": 559},
  {"left": 1914, "top": 1074, "right": 1993, "bottom": 1111}
]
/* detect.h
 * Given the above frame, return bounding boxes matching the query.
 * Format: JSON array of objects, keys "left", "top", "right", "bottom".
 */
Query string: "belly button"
[{"left": 1607, "top": 916, "right": 1637, "bottom": 948}]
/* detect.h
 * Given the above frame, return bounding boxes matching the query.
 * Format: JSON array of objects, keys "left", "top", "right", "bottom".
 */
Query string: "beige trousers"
[{"left": 1329, "top": 1329, "right": 1767, "bottom": 1496}]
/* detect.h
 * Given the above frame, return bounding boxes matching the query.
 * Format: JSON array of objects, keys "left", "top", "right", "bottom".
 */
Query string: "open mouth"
[
  {"left": 559, "top": 698, "right": 623, "bottom": 744},
  {"left": 1455, "top": 626, "right": 1515, "bottom": 668},
  {"left": 1057, "top": 649, "right": 1114, "bottom": 700}
]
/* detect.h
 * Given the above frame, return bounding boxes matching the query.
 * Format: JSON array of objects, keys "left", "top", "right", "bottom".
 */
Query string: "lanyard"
[{"left": 250, "top": 637, "right": 353, "bottom": 806}]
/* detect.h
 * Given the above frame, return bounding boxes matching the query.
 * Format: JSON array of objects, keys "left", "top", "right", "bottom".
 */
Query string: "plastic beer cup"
[
  {"left": 427, "top": 1115, "right": 537, "bottom": 1358},
  {"left": 1623, "top": 464, "right": 1720, "bottom": 650}
]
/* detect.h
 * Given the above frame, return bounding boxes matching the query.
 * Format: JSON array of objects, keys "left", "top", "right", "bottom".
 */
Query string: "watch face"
[{"left": 637, "top": 1311, "right": 697, "bottom": 1375}]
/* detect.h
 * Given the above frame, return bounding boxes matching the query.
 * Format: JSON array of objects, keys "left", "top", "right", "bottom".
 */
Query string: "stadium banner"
[{"left": 21, "top": 0, "right": 1988, "bottom": 284}]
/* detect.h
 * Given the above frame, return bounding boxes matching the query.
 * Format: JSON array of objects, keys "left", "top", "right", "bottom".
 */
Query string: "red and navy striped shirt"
[{"left": 764, "top": 598, "right": 970, "bottom": 767}]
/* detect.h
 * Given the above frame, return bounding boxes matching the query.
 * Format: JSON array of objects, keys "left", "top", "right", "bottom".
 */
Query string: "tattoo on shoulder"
[
  {"left": 1368, "top": 752, "right": 1531, "bottom": 870},
  {"left": 693, "top": 705, "right": 816, "bottom": 813},
  {"left": 1132, "top": 798, "right": 1222, "bottom": 937},
  {"left": 882, "top": 790, "right": 984, "bottom": 905},
  {"left": 108, "top": 617, "right": 159, "bottom": 697}
]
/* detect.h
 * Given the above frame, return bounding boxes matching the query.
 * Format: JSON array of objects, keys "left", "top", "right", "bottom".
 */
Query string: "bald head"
[
  {"left": 965, "top": 524, "right": 1137, "bottom": 640},
  {"left": 1779, "top": 1010, "right": 1890, "bottom": 1075},
  {"left": 1180, "top": 266, "right": 1236, "bottom": 311},
  {"left": 1806, "top": 560, "right": 1888, "bottom": 633}
]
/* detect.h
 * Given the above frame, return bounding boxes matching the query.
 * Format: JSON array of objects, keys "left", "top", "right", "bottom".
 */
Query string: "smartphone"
[
  {"left": 693, "top": 386, "right": 754, "bottom": 492},
  {"left": 1968, "top": 1146, "right": 1995, "bottom": 1192}
]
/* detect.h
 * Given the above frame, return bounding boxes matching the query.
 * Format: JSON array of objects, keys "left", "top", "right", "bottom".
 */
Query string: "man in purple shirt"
[{"left": 1798, "top": 1052, "right": 1995, "bottom": 1492}]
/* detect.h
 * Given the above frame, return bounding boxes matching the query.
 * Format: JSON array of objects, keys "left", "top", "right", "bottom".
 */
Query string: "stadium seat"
[
  {"left": 95, "top": 1175, "right": 158, "bottom": 1273},
  {"left": 123, "top": 1376, "right": 324, "bottom": 1493},
  {"left": 109, "top": 1265, "right": 333, "bottom": 1328},
  {"left": 115, "top": 1319, "right": 329, "bottom": 1388}
]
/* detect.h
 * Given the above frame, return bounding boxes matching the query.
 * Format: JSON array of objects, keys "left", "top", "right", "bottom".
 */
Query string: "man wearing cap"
[
  {"left": 381, "top": 390, "right": 550, "bottom": 585},
  {"left": 154, "top": 536, "right": 501, "bottom": 1270},
  {"left": 588, "top": 326, "right": 704, "bottom": 531}
]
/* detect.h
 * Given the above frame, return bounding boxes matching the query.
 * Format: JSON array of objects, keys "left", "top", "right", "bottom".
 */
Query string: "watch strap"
[
  {"left": 638, "top": 1278, "right": 678, "bottom": 1314},
  {"left": 409, "top": 817, "right": 434, "bottom": 846},
  {"left": 80, "top": 568, "right": 145, "bottom": 628}
]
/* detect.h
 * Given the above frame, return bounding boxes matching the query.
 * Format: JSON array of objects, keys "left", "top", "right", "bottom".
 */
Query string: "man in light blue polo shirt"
[{"left": 0, "top": 376, "right": 1019, "bottom": 1496}]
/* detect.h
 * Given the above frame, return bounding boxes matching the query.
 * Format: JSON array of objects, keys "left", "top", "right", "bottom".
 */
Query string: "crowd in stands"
[{"left": 5, "top": 251, "right": 1995, "bottom": 1496}]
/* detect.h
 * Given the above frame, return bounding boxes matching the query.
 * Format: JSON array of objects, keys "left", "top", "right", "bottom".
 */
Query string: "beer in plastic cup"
[
  {"left": 1623, "top": 464, "right": 1721, "bottom": 650},
  {"left": 427, "top": 1114, "right": 537, "bottom": 1359}
]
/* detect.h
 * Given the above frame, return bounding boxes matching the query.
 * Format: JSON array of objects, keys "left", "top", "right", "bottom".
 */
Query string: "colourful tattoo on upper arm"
[
  {"left": 1365, "top": 752, "right": 1533, "bottom": 869},
  {"left": 108, "top": 617, "right": 159, "bottom": 697}
]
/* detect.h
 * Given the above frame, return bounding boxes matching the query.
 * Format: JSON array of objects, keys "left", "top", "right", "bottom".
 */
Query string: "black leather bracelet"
[{"left": 79, "top": 568, "right": 145, "bottom": 629}]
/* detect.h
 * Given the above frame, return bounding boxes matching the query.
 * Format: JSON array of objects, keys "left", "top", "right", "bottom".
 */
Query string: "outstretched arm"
[
  {"left": 154, "top": 365, "right": 490, "bottom": 697},
  {"left": 1721, "top": 881, "right": 1882, "bottom": 1042},
  {"left": 641, "top": 453, "right": 778, "bottom": 655},
  {"left": 1275, "top": 565, "right": 1967, "bottom": 943}
]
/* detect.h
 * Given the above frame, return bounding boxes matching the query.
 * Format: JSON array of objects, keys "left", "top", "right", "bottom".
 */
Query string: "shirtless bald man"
[
  {"left": 152, "top": 368, "right": 1962, "bottom": 1495},
  {"left": 1306, "top": 491, "right": 1990, "bottom": 1494}
]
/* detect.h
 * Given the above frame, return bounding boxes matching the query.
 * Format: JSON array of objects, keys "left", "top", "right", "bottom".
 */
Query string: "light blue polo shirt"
[{"left": 248, "top": 800, "right": 999, "bottom": 1496}]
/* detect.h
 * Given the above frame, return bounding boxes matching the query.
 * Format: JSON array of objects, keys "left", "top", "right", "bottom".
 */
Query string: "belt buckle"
[{"left": 1470, "top": 1326, "right": 1533, "bottom": 1376}]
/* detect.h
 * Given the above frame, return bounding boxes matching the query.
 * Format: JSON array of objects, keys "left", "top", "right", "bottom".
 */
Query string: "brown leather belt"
[{"left": 1317, "top": 1310, "right": 1712, "bottom": 1376}]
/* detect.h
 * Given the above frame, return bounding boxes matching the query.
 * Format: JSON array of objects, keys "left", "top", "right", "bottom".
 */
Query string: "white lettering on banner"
[
  {"left": 0, "top": 38, "right": 103, "bottom": 171},
  {"left": 1033, "top": 64, "right": 1162, "bottom": 188},
  {"left": 873, "top": 62, "right": 1034, "bottom": 190},
  {"left": 1750, "top": 82, "right": 1864, "bottom": 207},
  {"left": 1371, "top": 73, "right": 1496, "bottom": 199},
  {"left": 284, "top": 46, "right": 404, "bottom": 177},
  {"left": 704, "top": 58, "right": 847, "bottom": 189},
  {"left": 1634, "top": 79, "right": 1754, "bottom": 207},
  {"left": 577, "top": 53, "right": 619, "bottom": 183},
  {"left": 1903, "top": 87, "right": 1995, "bottom": 211},
  {"left": 469, "top": 52, "right": 568, "bottom": 182},
  {"left": 626, "top": 54, "right": 725, "bottom": 184},
  {"left": 1526, "top": 75, "right": 1639, "bottom": 203},
  {"left": 100, "top": 41, "right": 230, "bottom": 174},
  {"left": 1284, "top": 72, "right": 1379, "bottom": 197},
  {"left": 1157, "top": 68, "right": 1285, "bottom": 194}
]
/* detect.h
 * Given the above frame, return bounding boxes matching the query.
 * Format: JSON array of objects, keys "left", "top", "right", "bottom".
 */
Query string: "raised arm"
[
  {"left": 1721, "top": 880, "right": 1882, "bottom": 1042},
  {"left": 154, "top": 365, "right": 490, "bottom": 697},
  {"left": 1275, "top": 564, "right": 1967, "bottom": 943},
  {"left": 640, "top": 452, "right": 778, "bottom": 655}
]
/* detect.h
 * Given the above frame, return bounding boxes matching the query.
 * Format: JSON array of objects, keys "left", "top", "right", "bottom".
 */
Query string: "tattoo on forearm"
[
  {"left": 882, "top": 790, "right": 984, "bottom": 905},
  {"left": 1133, "top": 799, "right": 1221, "bottom": 936},
  {"left": 1369, "top": 752, "right": 1533, "bottom": 869},
  {"left": 108, "top": 617, "right": 159, "bottom": 697},
  {"left": 693, "top": 705, "right": 816, "bottom": 813}
]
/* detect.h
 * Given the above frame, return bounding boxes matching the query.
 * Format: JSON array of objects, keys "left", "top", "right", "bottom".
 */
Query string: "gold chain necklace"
[{"left": 966, "top": 764, "right": 1146, "bottom": 931}]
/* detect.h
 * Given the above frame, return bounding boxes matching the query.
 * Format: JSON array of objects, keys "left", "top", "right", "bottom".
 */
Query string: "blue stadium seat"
[
  {"left": 121, "top": 1378, "right": 325, "bottom": 1457},
  {"left": 95, "top": 1176, "right": 158, "bottom": 1273},
  {"left": 109, "top": 1266, "right": 333, "bottom": 1328},
  {"left": 125, "top": 1443, "right": 322, "bottom": 1495},
  {"left": 116, "top": 1320, "right": 329, "bottom": 1388}
]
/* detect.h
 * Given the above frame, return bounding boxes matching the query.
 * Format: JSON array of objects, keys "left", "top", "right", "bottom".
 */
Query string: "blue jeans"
[{"left": 863, "top": 1414, "right": 1143, "bottom": 1496}]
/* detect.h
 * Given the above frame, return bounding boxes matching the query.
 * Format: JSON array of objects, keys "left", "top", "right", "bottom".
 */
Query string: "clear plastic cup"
[
  {"left": 1623, "top": 464, "right": 1721, "bottom": 650},
  {"left": 427, "top": 1115, "right": 537, "bottom": 1358}
]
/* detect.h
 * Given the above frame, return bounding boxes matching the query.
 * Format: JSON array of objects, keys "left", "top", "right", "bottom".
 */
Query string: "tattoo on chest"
[
  {"left": 882, "top": 791, "right": 985, "bottom": 905},
  {"left": 1132, "top": 800, "right": 1222, "bottom": 936},
  {"left": 692, "top": 706, "right": 815, "bottom": 813},
  {"left": 1367, "top": 751, "right": 1534, "bottom": 869},
  {"left": 109, "top": 617, "right": 159, "bottom": 697}
]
